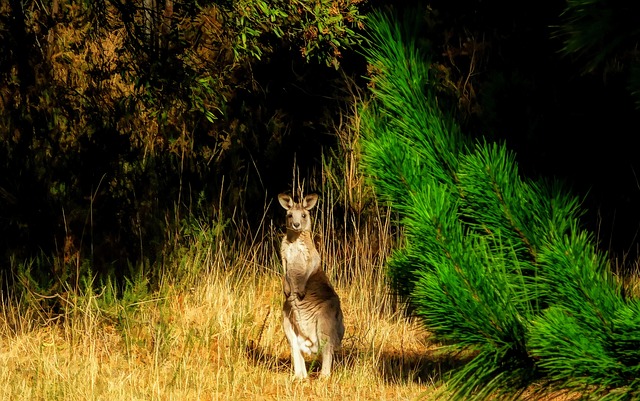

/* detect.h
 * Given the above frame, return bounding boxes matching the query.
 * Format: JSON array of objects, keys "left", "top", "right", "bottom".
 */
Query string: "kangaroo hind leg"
[
  {"left": 319, "top": 340, "right": 335, "bottom": 378},
  {"left": 283, "top": 313, "right": 308, "bottom": 379}
]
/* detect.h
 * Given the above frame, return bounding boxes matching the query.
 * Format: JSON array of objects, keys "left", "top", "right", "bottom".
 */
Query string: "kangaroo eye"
[
  {"left": 287, "top": 213, "right": 292, "bottom": 218},
  {"left": 302, "top": 214, "right": 306, "bottom": 218}
]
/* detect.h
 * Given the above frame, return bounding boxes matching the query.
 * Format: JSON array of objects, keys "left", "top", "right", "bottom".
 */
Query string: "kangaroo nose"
[{"left": 293, "top": 222, "right": 300, "bottom": 228}]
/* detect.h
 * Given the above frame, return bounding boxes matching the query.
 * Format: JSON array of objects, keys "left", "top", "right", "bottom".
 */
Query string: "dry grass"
[
  {"left": 1, "top": 198, "right": 626, "bottom": 401},
  {"left": 0, "top": 199, "right": 452, "bottom": 401}
]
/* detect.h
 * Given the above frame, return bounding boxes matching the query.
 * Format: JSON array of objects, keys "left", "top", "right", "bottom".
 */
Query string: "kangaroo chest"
[
  {"left": 282, "top": 240, "right": 310, "bottom": 264},
  {"left": 281, "top": 235, "right": 318, "bottom": 270}
]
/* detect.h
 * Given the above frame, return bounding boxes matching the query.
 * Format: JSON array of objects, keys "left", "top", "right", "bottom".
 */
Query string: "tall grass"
[
  {"left": 1, "top": 128, "right": 636, "bottom": 401},
  {"left": 0, "top": 215, "right": 439, "bottom": 400},
  {"left": 0, "top": 114, "right": 445, "bottom": 400}
]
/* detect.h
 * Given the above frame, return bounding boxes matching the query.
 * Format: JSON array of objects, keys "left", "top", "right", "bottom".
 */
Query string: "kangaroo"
[{"left": 278, "top": 193, "right": 344, "bottom": 379}]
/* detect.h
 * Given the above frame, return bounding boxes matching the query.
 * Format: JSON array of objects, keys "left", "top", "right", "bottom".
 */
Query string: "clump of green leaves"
[
  {"left": 557, "top": 0, "right": 640, "bottom": 107},
  {"left": 360, "top": 10, "right": 640, "bottom": 400},
  {"left": 231, "top": 0, "right": 365, "bottom": 68},
  {"left": 0, "top": 0, "right": 366, "bottom": 289}
]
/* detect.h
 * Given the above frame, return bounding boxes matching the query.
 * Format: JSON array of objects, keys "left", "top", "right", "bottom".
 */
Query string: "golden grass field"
[
  {"left": 0, "top": 201, "right": 457, "bottom": 401},
  {"left": 0, "top": 204, "right": 614, "bottom": 401}
]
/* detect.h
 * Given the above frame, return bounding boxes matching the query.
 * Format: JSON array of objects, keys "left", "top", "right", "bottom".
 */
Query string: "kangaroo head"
[{"left": 278, "top": 193, "right": 318, "bottom": 233}]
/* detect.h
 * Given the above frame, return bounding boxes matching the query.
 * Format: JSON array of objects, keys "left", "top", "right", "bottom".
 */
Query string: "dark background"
[{"left": 1, "top": 0, "right": 639, "bottom": 287}]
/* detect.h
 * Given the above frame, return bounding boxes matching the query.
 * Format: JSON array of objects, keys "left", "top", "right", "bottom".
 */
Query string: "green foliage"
[
  {"left": 231, "top": 0, "right": 365, "bottom": 68},
  {"left": 0, "top": 0, "right": 366, "bottom": 289},
  {"left": 557, "top": 0, "right": 640, "bottom": 74},
  {"left": 360, "top": 10, "right": 640, "bottom": 400},
  {"left": 528, "top": 302, "right": 640, "bottom": 400},
  {"left": 528, "top": 230, "right": 640, "bottom": 399},
  {"left": 360, "top": 12, "right": 540, "bottom": 398},
  {"left": 557, "top": 0, "right": 640, "bottom": 107}
]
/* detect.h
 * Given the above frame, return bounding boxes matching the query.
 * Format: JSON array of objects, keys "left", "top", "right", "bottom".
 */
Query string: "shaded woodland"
[{"left": 1, "top": 0, "right": 640, "bottom": 292}]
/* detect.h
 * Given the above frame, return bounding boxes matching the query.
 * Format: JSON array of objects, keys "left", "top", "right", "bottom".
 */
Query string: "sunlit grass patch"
[{"left": 0, "top": 205, "right": 439, "bottom": 400}]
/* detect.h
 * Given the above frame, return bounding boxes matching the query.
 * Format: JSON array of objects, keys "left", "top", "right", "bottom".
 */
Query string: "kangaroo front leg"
[
  {"left": 287, "top": 270, "right": 309, "bottom": 300},
  {"left": 303, "top": 253, "right": 321, "bottom": 290},
  {"left": 283, "top": 274, "right": 292, "bottom": 298}
]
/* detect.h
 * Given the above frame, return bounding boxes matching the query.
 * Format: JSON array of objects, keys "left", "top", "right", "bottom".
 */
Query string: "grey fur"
[{"left": 278, "top": 193, "right": 345, "bottom": 379}]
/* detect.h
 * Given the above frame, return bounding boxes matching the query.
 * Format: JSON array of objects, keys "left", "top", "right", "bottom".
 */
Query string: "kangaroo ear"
[
  {"left": 278, "top": 193, "right": 294, "bottom": 210},
  {"left": 302, "top": 194, "right": 318, "bottom": 210}
]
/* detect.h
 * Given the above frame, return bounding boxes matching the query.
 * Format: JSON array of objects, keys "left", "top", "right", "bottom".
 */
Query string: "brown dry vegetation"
[
  {"left": 4, "top": 4, "right": 638, "bottom": 398},
  {"left": 0, "top": 85, "right": 616, "bottom": 401},
  {"left": 0, "top": 200, "right": 450, "bottom": 401},
  {"left": 1, "top": 212, "right": 594, "bottom": 401}
]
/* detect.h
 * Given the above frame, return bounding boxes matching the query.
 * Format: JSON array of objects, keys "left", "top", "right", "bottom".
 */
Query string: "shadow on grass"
[
  {"left": 244, "top": 339, "right": 360, "bottom": 377},
  {"left": 374, "top": 348, "right": 473, "bottom": 384},
  {"left": 245, "top": 336, "right": 472, "bottom": 383},
  {"left": 245, "top": 339, "right": 291, "bottom": 374}
]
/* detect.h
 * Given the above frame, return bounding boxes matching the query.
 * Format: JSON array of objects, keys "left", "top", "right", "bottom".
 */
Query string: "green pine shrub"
[{"left": 360, "top": 10, "right": 640, "bottom": 400}]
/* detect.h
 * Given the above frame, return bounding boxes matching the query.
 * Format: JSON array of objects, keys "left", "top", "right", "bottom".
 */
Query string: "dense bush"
[
  {"left": 360, "top": 10, "right": 640, "bottom": 400},
  {"left": 0, "top": 0, "right": 365, "bottom": 288}
]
